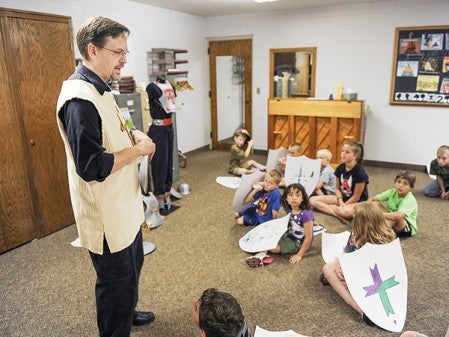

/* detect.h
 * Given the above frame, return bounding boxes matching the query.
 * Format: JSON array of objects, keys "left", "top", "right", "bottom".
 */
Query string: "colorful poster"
[
  {"left": 339, "top": 239, "right": 407, "bottom": 332},
  {"left": 420, "top": 33, "right": 443, "bottom": 51},
  {"left": 396, "top": 61, "right": 418, "bottom": 77},
  {"left": 440, "top": 78, "right": 449, "bottom": 94},
  {"left": 239, "top": 215, "right": 289, "bottom": 253},
  {"left": 416, "top": 75, "right": 439, "bottom": 92},
  {"left": 399, "top": 38, "right": 420, "bottom": 54},
  {"left": 419, "top": 57, "right": 439, "bottom": 73},
  {"left": 442, "top": 56, "right": 449, "bottom": 73}
]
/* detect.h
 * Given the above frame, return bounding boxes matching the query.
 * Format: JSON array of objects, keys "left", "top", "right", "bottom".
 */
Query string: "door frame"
[{"left": 209, "top": 38, "right": 252, "bottom": 150}]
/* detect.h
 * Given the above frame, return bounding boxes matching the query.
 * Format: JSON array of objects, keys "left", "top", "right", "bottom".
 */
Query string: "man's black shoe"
[{"left": 132, "top": 311, "right": 155, "bottom": 326}]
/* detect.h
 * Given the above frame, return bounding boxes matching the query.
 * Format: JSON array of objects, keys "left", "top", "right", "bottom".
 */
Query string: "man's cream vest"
[{"left": 56, "top": 80, "right": 144, "bottom": 254}]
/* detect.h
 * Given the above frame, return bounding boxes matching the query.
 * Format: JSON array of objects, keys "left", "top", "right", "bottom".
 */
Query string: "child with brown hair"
[
  {"left": 234, "top": 170, "right": 282, "bottom": 226},
  {"left": 424, "top": 145, "right": 449, "bottom": 199},
  {"left": 271, "top": 183, "right": 316, "bottom": 264},
  {"left": 228, "top": 129, "right": 266, "bottom": 176},
  {"left": 310, "top": 141, "right": 369, "bottom": 223},
  {"left": 192, "top": 288, "right": 251, "bottom": 337},
  {"left": 321, "top": 201, "right": 397, "bottom": 326},
  {"left": 371, "top": 170, "right": 418, "bottom": 237}
]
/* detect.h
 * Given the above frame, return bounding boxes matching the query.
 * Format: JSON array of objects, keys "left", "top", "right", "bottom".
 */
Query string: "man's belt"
[{"left": 152, "top": 118, "right": 172, "bottom": 126}]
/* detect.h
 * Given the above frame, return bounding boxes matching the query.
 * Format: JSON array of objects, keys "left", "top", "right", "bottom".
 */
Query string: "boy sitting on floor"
[{"left": 234, "top": 170, "right": 282, "bottom": 226}]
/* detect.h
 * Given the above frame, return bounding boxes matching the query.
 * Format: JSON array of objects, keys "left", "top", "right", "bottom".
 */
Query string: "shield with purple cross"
[{"left": 338, "top": 238, "right": 407, "bottom": 332}]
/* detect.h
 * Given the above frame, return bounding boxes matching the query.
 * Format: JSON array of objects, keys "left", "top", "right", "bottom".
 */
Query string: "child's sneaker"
[
  {"left": 313, "top": 224, "right": 325, "bottom": 236},
  {"left": 362, "top": 313, "right": 376, "bottom": 327}
]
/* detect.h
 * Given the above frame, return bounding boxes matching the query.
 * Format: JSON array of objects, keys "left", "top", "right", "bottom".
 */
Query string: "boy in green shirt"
[{"left": 371, "top": 171, "right": 418, "bottom": 237}]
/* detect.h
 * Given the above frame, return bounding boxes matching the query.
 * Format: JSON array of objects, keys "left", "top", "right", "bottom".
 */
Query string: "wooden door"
[
  {"left": 0, "top": 9, "right": 75, "bottom": 250},
  {"left": 209, "top": 39, "right": 252, "bottom": 150},
  {"left": 0, "top": 14, "right": 38, "bottom": 252}
]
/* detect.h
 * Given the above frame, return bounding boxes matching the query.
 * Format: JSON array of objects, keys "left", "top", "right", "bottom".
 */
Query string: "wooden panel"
[
  {"left": 315, "top": 117, "right": 332, "bottom": 157},
  {"left": 293, "top": 116, "right": 310, "bottom": 155},
  {"left": 267, "top": 98, "right": 365, "bottom": 166},
  {"left": 337, "top": 118, "right": 360, "bottom": 151},
  {"left": 0, "top": 15, "right": 37, "bottom": 252},
  {"left": 273, "top": 115, "right": 289, "bottom": 149},
  {"left": 268, "top": 99, "right": 363, "bottom": 118}
]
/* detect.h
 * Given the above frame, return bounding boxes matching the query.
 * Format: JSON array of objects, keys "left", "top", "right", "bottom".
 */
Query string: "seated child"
[
  {"left": 192, "top": 288, "right": 251, "bottom": 337},
  {"left": 370, "top": 170, "right": 418, "bottom": 237},
  {"left": 321, "top": 201, "right": 397, "bottom": 327},
  {"left": 424, "top": 145, "right": 449, "bottom": 200},
  {"left": 310, "top": 141, "right": 368, "bottom": 223},
  {"left": 246, "top": 184, "right": 318, "bottom": 268},
  {"left": 234, "top": 170, "right": 282, "bottom": 226},
  {"left": 228, "top": 129, "right": 266, "bottom": 176},
  {"left": 279, "top": 142, "right": 303, "bottom": 187},
  {"left": 313, "top": 149, "right": 336, "bottom": 196}
]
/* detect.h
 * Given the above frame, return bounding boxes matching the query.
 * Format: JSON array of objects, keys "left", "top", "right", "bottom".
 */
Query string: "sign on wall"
[{"left": 390, "top": 25, "right": 449, "bottom": 106}]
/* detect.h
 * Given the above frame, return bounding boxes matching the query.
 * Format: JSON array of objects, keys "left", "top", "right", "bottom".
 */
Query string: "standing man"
[{"left": 56, "top": 17, "right": 156, "bottom": 336}]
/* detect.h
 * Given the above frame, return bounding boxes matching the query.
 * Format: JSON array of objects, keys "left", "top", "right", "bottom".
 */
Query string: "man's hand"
[
  {"left": 131, "top": 129, "right": 148, "bottom": 143},
  {"left": 133, "top": 131, "right": 156, "bottom": 159}
]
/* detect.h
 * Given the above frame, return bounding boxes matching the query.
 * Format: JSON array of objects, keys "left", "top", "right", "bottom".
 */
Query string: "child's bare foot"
[
  {"left": 234, "top": 212, "right": 239, "bottom": 219},
  {"left": 337, "top": 216, "right": 350, "bottom": 225}
]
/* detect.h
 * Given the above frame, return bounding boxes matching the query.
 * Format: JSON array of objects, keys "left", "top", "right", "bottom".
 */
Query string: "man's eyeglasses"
[{"left": 100, "top": 46, "right": 130, "bottom": 57}]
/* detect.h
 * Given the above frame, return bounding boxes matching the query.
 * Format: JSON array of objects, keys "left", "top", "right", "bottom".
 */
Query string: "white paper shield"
[
  {"left": 254, "top": 325, "right": 309, "bottom": 337},
  {"left": 231, "top": 170, "right": 266, "bottom": 212},
  {"left": 321, "top": 231, "right": 351, "bottom": 263},
  {"left": 138, "top": 155, "right": 150, "bottom": 194},
  {"left": 239, "top": 215, "right": 289, "bottom": 253},
  {"left": 216, "top": 176, "right": 241, "bottom": 189},
  {"left": 284, "top": 155, "right": 320, "bottom": 196},
  {"left": 266, "top": 147, "right": 288, "bottom": 171},
  {"left": 338, "top": 239, "right": 407, "bottom": 332}
]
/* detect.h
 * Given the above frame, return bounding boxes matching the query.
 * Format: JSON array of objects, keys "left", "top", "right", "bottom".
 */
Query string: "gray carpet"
[{"left": 1, "top": 149, "right": 448, "bottom": 337}]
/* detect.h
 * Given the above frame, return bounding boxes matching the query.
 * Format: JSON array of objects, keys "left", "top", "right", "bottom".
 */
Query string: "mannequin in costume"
[{"left": 146, "top": 76, "right": 177, "bottom": 215}]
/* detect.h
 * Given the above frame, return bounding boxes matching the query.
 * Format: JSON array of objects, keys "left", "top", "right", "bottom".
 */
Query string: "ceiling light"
[{"left": 253, "top": 0, "right": 279, "bottom": 3}]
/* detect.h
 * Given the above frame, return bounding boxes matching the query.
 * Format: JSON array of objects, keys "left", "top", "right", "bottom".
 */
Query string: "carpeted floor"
[{"left": 1, "top": 149, "right": 448, "bottom": 337}]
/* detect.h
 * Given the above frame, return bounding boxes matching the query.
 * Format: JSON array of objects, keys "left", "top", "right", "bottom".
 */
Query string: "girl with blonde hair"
[{"left": 321, "top": 201, "right": 396, "bottom": 326}]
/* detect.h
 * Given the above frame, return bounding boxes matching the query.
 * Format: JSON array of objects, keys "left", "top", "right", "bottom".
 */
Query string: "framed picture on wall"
[{"left": 390, "top": 25, "right": 449, "bottom": 106}]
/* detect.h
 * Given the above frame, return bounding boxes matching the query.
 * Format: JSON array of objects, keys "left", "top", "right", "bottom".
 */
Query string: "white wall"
[
  {"left": 2, "top": 0, "right": 448, "bottom": 165},
  {"left": 205, "top": 0, "right": 449, "bottom": 166},
  {"left": 1, "top": 0, "right": 210, "bottom": 153}
]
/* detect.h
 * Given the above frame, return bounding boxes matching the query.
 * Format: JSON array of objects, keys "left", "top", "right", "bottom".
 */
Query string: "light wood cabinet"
[
  {"left": 0, "top": 8, "right": 75, "bottom": 253},
  {"left": 268, "top": 99, "right": 366, "bottom": 165}
]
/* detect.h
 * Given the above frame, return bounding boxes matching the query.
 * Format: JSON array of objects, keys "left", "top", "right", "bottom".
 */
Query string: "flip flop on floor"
[{"left": 246, "top": 253, "right": 273, "bottom": 268}]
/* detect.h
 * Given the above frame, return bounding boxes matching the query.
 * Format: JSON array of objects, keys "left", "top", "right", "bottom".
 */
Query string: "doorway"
[{"left": 209, "top": 39, "right": 252, "bottom": 150}]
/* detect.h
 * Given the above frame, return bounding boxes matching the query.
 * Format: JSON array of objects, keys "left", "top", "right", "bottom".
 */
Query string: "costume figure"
[{"left": 146, "top": 76, "right": 177, "bottom": 215}]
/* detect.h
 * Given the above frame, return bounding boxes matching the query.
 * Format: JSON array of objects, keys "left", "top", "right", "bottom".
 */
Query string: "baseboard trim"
[
  {"left": 363, "top": 160, "right": 426, "bottom": 172},
  {"left": 183, "top": 145, "right": 210, "bottom": 157},
  {"left": 183, "top": 147, "right": 426, "bottom": 173},
  {"left": 253, "top": 149, "right": 268, "bottom": 156}
]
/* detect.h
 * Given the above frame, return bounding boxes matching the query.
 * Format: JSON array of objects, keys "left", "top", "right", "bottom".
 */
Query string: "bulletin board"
[{"left": 390, "top": 25, "right": 449, "bottom": 106}]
